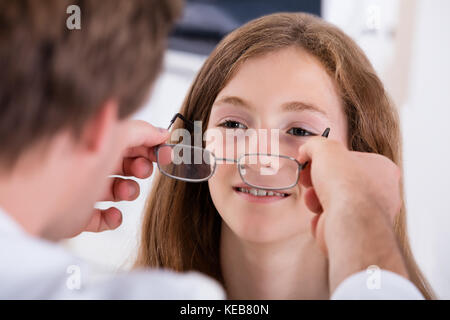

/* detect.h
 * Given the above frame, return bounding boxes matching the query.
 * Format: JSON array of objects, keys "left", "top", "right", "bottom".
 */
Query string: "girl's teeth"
[{"left": 237, "top": 187, "right": 286, "bottom": 197}]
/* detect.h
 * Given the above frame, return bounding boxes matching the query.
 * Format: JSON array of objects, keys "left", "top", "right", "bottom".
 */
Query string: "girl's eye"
[
  {"left": 287, "top": 127, "right": 314, "bottom": 137},
  {"left": 218, "top": 120, "right": 247, "bottom": 129}
]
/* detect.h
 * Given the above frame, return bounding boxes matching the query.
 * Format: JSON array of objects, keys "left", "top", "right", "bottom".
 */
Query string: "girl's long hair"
[{"left": 135, "top": 13, "right": 435, "bottom": 299}]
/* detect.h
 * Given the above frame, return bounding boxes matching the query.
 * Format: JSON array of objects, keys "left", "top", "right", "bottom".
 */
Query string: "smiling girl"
[{"left": 134, "top": 13, "right": 434, "bottom": 299}]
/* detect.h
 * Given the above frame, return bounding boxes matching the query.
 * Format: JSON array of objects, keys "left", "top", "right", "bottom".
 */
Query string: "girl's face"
[{"left": 206, "top": 47, "right": 348, "bottom": 243}]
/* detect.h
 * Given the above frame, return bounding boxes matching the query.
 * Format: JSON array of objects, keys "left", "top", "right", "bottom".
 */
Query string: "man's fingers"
[
  {"left": 126, "top": 120, "right": 170, "bottom": 149},
  {"left": 304, "top": 187, "right": 323, "bottom": 214},
  {"left": 297, "top": 137, "right": 321, "bottom": 165},
  {"left": 85, "top": 120, "right": 167, "bottom": 235},
  {"left": 101, "top": 177, "right": 140, "bottom": 202},
  {"left": 298, "top": 138, "right": 347, "bottom": 189},
  {"left": 111, "top": 120, "right": 166, "bottom": 177},
  {"left": 299, "top": 164, "right": 312, "bottom": 188},
  {"left": 311, "top": 214, "right": 321, "bottom": 238},
  {"left": 312, "top": 215, "right": 328, "bottom": 255},
  {"left": 113, "top": 178, "right": 140, "bottom": 201},
  {"left": 122, "top": 157, "right": 153, "bottom": 178},
  {"left": 298, "top": 136, "right": 344, "bottom": 163},
  {"left": 298, "top": 137, "right": 325, "bottom": 188},
  {"left": 85, "top": 207, "right": 123, "bottom": 232},
  {"left": 122, "top": 145, "right": 158, "bottom": 162},
  {"left": 113, "top": 149, "right": 157, "bottom": 177}
]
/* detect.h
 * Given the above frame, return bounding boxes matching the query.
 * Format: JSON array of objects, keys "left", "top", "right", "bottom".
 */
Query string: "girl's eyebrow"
[
  {"left": 281, "top": 101, "right": 328, "bottom": 118},
  {"left": 213, "top": 96, "right": 254, "bottom": 110},
  {"left": 214, "top": 95, "right": 328, "bottom": 118}
]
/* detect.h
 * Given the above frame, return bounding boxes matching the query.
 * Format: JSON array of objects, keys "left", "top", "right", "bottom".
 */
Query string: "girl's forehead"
[{"left": 214, "top": 47, "right": 342, "bottom": 117}]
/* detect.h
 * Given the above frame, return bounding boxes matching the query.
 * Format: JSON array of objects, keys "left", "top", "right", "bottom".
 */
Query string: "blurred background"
[{"left": 64, "top": 0, "right": 450, "bottom": 298}]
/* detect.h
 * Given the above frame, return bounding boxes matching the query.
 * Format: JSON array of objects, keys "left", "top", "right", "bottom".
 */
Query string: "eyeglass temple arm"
[
  {"left": 321, "top": 128, "right": 330, "bottom": 138},
  {"left": 168, "top": 113, "right": 195, "bottom": 131},
  {"left": 301, "top": 128, "right": 330, "bottom": 169}
]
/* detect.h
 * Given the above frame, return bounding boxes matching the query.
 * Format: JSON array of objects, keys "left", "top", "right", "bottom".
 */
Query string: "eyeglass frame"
[{"left": 155, "top": 113, "right": 330, "bottom": 191}]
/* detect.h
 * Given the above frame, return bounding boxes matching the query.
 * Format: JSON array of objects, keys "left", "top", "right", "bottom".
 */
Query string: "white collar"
[{"left": 0, "top": 206, "right": 26, "bottom": 237}]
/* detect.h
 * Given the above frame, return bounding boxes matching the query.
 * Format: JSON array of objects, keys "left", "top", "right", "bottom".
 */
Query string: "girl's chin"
[
  {"left": 234, "top": 230, "right": 305, "bottom": 245},
  {"left": 225, "top": 217, "right": 309, "bottom": 244}
]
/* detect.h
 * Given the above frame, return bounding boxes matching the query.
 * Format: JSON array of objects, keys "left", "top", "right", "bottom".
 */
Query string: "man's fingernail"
[{"left": 129, "top": 184, "right": 137, "bottom": 198}]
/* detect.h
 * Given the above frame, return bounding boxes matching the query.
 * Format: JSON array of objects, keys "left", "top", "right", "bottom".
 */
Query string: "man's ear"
[{"left": 80, "top": 100, "right": 119, "bottom": 153}]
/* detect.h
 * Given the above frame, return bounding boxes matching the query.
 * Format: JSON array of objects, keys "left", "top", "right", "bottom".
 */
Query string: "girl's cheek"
[
  {"left": 212, "top": 164, "right": 235, "bottom": 184},
  {"left": 208, "top": 164, "right": 237, "bottom": 202}
]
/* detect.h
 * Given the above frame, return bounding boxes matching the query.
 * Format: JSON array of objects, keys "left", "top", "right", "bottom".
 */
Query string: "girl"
[{"left": 135, "top": 13, "right": 434, "bottom": 299}]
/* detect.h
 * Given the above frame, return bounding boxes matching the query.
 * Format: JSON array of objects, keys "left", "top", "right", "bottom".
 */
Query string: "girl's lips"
[
  {"left": 232, "top": 184, "right": 292, "bottom": 195},
  {"left": 233, "top": 187, "right": 291, "bottom": 204}
]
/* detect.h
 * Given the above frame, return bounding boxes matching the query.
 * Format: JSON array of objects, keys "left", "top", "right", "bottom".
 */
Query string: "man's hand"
[
  {"left": 297, "top": 137, "right": 409, "bottom": 293},
  {"left": 83, "top": 120, "right": 170, "bottom": 233}
]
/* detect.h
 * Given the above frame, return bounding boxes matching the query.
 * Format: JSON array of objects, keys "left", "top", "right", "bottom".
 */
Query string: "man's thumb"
[{"left": 126, "top": 120, "right": 170, "bottom": 148}]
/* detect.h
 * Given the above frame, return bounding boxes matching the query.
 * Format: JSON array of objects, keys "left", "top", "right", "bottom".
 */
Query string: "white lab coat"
[
  {"left": 331, "top": 269, "right": 424, "bottom": 300},
  {"left": 0, "top": 207, "right": 225, "bottom": 299},
  {"left": 0, "top": 208, "right": 423, "bottom": 299}
]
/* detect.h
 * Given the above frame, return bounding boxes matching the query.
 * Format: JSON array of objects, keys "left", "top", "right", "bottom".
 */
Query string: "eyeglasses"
[{"left": 155, "top": 113, "right": 330, "bottom": 191}]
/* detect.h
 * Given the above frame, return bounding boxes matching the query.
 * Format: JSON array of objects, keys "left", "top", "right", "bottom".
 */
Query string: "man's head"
[{"left": 0, "top": 0, "right": 182, "bottom": 239}]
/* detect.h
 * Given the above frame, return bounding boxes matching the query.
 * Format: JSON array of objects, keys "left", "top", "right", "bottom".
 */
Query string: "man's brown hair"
[{"left": 0, "top": 0, "right": 182, "bottom": 166}]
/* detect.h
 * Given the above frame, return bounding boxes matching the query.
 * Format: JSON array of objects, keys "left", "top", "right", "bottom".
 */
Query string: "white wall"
[{"left": 400, "top": 0, "right": 450, "bottom": 299}]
